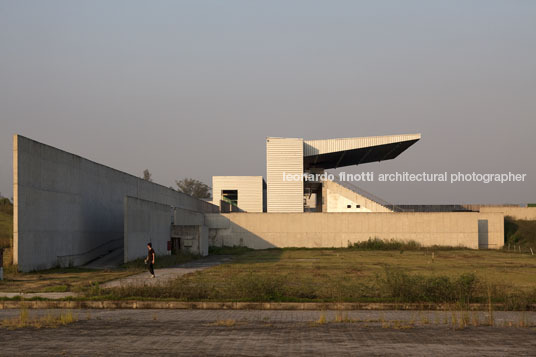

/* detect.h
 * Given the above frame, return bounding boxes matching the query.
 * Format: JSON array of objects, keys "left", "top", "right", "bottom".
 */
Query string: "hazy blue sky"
[{"left": 1, "top": 0, "right": 535, "bottom": 204}]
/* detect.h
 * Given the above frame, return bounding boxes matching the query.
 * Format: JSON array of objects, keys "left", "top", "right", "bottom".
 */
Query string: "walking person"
[{"left": 145, "top": 242, "right": 156, "bottom": 278}]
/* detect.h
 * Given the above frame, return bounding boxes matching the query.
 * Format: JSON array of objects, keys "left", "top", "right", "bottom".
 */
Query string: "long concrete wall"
[
  {"left": 205, "top": 212, "right": 504, "bottom": 249},
  {"left": 13, "top": 135, "right": 218, "bottom": 271},
  {"left": 124, "top": 197, "right": 172, "bottom": 263}
]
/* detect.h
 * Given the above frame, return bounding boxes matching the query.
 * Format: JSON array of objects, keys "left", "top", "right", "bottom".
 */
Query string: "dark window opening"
[
  {"left": 222, "top": 190, "right": 238, "bottom": 206},
  {"left": 347, "top": 204, "right": 351, "bottom": 208},
  {"left": 356, "top": 205, "right": 360, "bottom": 208}
]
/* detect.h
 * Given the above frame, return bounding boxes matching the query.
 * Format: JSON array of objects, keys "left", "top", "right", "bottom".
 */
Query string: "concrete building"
[
  {"left": 203, "top": 133, "right": 507, "bottom": 251},
  {"left": 12, "top": 131, "right": 512, "bottom": 272},
  {"left": 213, "top": 134, "right": 421, "bottom": 213},
  {"left": 212, "top": 176, "right": 265, "bottom": 213}
]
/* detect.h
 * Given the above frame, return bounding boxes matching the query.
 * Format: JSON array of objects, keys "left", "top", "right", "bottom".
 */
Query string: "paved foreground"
[{"left": 0, "top": 309, "right": 535, "bottom": 356}]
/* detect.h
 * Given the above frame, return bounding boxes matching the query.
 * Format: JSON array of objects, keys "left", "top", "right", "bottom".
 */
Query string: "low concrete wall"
[
  {"left": 205, "top": 212, "right": 504, "bottom": 249},
  {"left": 124, "top": 197, "right": 172, "bottom": 263},
  {"left": 13, "top": 135, "right": 218, "bottom": 271},
  {"left": 479, "top": 207, "right": 536, "bottom": 220}
]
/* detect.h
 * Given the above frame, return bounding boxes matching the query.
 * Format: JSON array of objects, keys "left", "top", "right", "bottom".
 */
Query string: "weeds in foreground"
[
  {"left": 333, "top": 312, "right": 359, "bottom": 323},
  {"left": 0, "top": 308, "right": 77, "bottom": 329},
  {"left": 330, "top": 311, "right": 533, "bottom": 330},
  {"left": 487, "top": 284, "right": 494, "bottom": 326},
  {"left": 311, "top": 313, "right": 327, "bottom": 325}
]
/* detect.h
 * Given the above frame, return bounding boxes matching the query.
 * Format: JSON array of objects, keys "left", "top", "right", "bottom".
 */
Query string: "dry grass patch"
[
  {"left": 0, "top": 267, "right": 144, "bottom": 293},
  {"left": 0, "top": 308, "right": 78, "bottom": 329}
]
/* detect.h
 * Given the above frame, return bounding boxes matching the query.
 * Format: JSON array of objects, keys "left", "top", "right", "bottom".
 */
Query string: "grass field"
[
  {"left": 96, "top": 247, "right": 536, "bottom": 309},
  {"left": 1, "top": 199, "right": 535, "bottom": 309}
]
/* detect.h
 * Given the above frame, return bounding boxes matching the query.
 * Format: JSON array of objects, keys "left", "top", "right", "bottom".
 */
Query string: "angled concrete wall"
[
  {"left": 124, "top": 197, "right": 172, "bottom": 263},
  {"left": 205, "top": 212, "right": 504, "bottom": 250},
  {"left": 324, "top": 180, "right": 392, "bottom": 213},
  {"left": 13, "top": 135, "right": 218, "bottom": 271}
]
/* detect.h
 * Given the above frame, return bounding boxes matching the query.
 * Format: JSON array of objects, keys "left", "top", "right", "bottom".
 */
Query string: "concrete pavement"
[{"left": 0, "top": 309, "right": 535, "bottom": 356}]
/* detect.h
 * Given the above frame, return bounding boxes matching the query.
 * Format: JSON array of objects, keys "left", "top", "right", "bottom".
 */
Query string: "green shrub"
[
  {"left": 0, "top": 198, "right": 12, "bottom": 215},
  {"left": 504, "top": 218, "right": 536, "bottom": 249},
  {"left": 349, "top": 238, "right": 467, "bottom": 251},
  {"left": 350, "top": 238, "right": 422, "bottom": 251},
  {"left": 487, "top": 283, "right": 536, "bottom": 310},
  {"left": 455, "top": 273, "right": 478, "bottom": 304},
  {"left": 378, "top": 268, "right": 479, "bottom": 304}
]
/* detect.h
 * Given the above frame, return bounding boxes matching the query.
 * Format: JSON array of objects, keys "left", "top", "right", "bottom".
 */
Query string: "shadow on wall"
[
  {"left": 13, "top": 135, "right": 219, "bottom": 272},
  {"left": 208, "top": 215, "right": 277, "bottom": 250}
]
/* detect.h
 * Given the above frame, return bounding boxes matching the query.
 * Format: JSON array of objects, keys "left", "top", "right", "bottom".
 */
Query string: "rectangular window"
[
  {"left": 347, "top": 204, "right": 351, "bottom": 208},
  {"left": 356, "top": 205, "right": 360, "bottom": 208},
  {"left": 222, "top": 190, "right": 238, "bottom": 206}
]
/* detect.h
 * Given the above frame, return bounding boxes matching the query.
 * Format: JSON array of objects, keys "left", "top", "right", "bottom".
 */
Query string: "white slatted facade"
[
  {"left": 266, "top": 137, "right": 303, "bottom": 212},
  {"left": 212, "top": 176, "right": 264, "bottom": 212},
  {"left": 304, "top": 134, "right": 421, "bottom": 156}
]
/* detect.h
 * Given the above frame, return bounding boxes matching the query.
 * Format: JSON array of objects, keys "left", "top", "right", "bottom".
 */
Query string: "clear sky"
[{"left": 1, "top": 0, "right": 535, "bottom": 204}]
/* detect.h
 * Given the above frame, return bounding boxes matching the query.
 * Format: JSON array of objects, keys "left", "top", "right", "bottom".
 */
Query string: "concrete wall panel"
[
  {"left": 124, "top": 197, "right": 172, "bottom": 263},
  {"left": 13, "top": 135, "right": 217, "bottom": 271},
  {"left": 174, "top": 207, "right": 205, "bottom": 226}
]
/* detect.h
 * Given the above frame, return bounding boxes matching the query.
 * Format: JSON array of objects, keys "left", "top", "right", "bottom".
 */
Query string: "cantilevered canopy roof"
[{"left": 303, "top": 134, "right": 421, "bottom": 170}]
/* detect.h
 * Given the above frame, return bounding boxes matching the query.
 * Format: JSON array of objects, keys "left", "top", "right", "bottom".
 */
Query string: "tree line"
[{"left": 142, "top": 169, "right": 211, "bottom": 199}]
